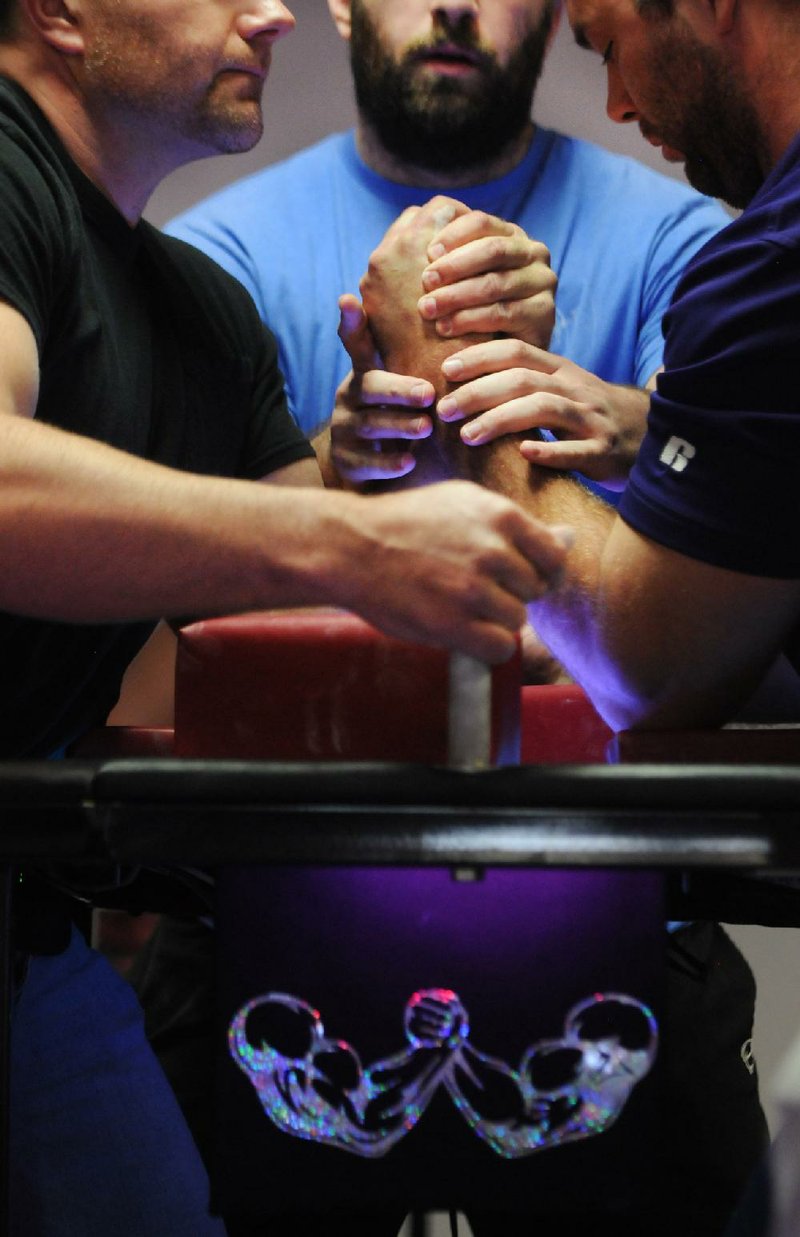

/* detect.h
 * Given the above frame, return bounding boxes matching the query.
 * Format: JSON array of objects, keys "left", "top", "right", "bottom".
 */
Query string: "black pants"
[{"left": 130, "top": 918, "right": 769, "bottom": 1237}]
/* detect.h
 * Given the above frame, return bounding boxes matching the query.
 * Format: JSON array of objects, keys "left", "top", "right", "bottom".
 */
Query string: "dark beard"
[
  {"left": 684, "top": 148, "right": 763, "bottom": 212},
  {"left": 646, "top": 25, "right": 767, "bottom": 210},
  {"left": 349, "top": 2, "right": 554, "bottom": 175},
  {"left": 681, "top": 82, "right": 766, "bottom": 211},
  {"left": 682, "top": 52, "right": 766, "bottom": 210}
]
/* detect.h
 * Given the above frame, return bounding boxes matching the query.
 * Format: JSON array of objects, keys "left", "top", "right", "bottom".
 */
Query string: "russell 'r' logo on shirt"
[{"left": 659, "top": 435, "right": 696, "bottom": 473}]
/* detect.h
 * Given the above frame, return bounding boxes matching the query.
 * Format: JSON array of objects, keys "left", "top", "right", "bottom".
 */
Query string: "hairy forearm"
[
  {"left": 366, "top": 296, "right": 489, "bottom": 486},
  {"left": 0, "top": 410, "right": 569, "bottom": 669},
  {"left": 0, "top": 414, "right": 367, "bottom": 621},
  {"left": 365, "top": 287, "right": 585, "bottom": 515},
  {"left": 524, "top": 476, "right": 615, "bottom": 664},
  {"left": 526, "top": 487, "right": 777, "bottom": 732},
  {"left": 361, "top": 204, "right": 497, "bottom": 488}
]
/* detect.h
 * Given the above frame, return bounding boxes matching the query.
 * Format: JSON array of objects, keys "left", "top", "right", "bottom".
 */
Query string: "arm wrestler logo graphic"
[{"left": 229, "top": 989, "right": 657, "bottom": 1158}]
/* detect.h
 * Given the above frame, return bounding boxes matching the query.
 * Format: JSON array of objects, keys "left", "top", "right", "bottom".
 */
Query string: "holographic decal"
[{"left": 229, "top": 988, "right": 657, "bottom": 1159}]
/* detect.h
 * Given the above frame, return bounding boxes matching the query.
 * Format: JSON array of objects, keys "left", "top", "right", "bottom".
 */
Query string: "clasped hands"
[{"left": 331, "top": 195, "right": 647, "bottom": 491}]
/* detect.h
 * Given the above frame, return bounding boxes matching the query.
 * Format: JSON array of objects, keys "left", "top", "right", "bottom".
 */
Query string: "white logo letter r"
[{"left": 660, "top": 435, "right": 696, "bottom": 473}]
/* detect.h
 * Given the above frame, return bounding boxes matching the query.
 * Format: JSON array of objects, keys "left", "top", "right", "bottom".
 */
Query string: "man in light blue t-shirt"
[{"left": 167, "top": 0, "right": 728, "bottom": 497}]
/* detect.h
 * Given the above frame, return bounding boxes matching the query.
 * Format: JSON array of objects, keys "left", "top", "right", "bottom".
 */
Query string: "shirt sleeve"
[
  {"left": 151, "top": 229, "right": 316, "bottom": 483},
  {"left": 239, "top": 319, "right": 316, "bottom": 481},
  {"left": 633, "top": 195, "right": 730, "bottom": 388},
  {"left": 620, "top": 224, "right": 800, "bottom": 578},
  {"left": 0, "top": 129, "right": 76, "bottom": 348}
]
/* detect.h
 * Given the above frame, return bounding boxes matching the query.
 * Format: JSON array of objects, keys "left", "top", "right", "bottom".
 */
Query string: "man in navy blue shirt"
[{"left": 534, "top": 0, "right": 800, "bottom": 728}]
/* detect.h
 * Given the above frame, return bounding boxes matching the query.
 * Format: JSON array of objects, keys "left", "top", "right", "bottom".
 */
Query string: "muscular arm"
[
  {"left": 359, "top": 201, "right": 561, "bottom": 501},
  {"left": 0, "top": 300, "right": 568, "bottom": 664},
  {"left": 529, "top": 498, "right": 800, "bottom": 730},
  {"left": 438, "top": 348, "right": 656, "bottom": 490},
  {"left": 358, "top": 211, "right": 800, "bottom": 728},
  {"left": 358, "top": 201, "right": 496, "bottom": 488},
  {"left": 0, "top": 363, "right": 326, "bottom": 624}
]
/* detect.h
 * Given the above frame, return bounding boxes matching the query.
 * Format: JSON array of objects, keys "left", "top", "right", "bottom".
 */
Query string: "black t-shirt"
[{"left": 0, "top": 78, "right": 314, "bottom": 756}]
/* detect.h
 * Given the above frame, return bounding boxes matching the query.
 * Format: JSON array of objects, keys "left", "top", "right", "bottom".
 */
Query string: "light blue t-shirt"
[{"left": 167, "top": 128, "right": 729, "bottom": 437}]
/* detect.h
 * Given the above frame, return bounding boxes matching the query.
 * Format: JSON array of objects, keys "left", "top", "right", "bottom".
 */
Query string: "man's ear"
[
  {"left": 327, "top": 0, "right": 353, "bottom": 42},
  {"left": 21, "top": 0, "right": 83, "bottom": 54}
]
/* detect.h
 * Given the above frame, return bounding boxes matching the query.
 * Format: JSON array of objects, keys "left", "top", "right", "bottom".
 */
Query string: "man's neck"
[
  {"left": 0, "top": 46, "right": 184, "bottom": 224},
  {"left": 354, "top": 116, "right": 536, "bottom": 189}
]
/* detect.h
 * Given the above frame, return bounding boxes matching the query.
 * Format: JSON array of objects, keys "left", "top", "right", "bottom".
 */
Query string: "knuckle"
[
  {"left": 507, "top": 338, "right": 531, "bottom": 366},
  {"left": 560, "top": 406, "right": 581, "bottom": 429},
  {"left": 485, "top": 236, "right": 507, "bottom": 265},
  {"left": 365, "top": 253, "right": 384, "bottom": 279},
  {"left": 482, "top": 271, "right": 505, "bottom": 301},
  {"left": 510, "top": 367, "right": 537, "bottom": 398},
  {"left": 493, "top": 298, "right": 515, "bottom": 325}
]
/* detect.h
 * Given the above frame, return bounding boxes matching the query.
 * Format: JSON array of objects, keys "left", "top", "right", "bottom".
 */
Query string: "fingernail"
[
  {"left": 428, "top": 242, "right": 445, "bottom": 261},
  {"left": 437, "top": 318, "right": 453, "bottom": 337},
  {"left": 410, "top": 382, "right": 433, "bottom": 405},
  {"left": 441, "top": 357, "right": 463, "bottom": 378},
  {"left": 438, "top": 395, "right": 457, "bottom": 418},
  {"left": 418, "top": 296, "right": 437, "bottom": 320},
  {"left": 460, "top": 422, "right": 479, "bottom": 443},
  {"left": 421, "top": 268, "right": 442, "bottom": 291}
]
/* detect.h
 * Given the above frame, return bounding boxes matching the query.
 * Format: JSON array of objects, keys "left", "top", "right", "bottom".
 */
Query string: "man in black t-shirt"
[{"left": 0, "top": 1, "right": 572, "bottom": 1232}]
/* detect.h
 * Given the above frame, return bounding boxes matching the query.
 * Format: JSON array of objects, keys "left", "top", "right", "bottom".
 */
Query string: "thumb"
[{"left": 338, "top": 293, "right": 383, "bottom": 373}]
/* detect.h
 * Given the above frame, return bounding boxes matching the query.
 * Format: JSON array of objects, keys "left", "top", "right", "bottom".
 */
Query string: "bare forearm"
[
  {"left": 367, "top": 300, "right": 490, "bottom": 486},
  {"left": 362, "top": 204, "right": 495, "bottom": 487},
  {"left": 523, "top": 475, "right": 615, "bottom": 674},
  {"left": 0, "top": 414, "right": 359, "bottom": 621},
  {"left": 484, "top": 466, "right": 651, "bottom": 721},
  {"left": 524, "top": 481, "right": 792, "bottom": 732},
  {"left": 0, "top": 412, "right": 569, "bottom": 668}
]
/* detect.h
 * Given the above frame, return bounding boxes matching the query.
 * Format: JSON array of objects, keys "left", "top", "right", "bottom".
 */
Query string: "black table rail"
[{"left": 2, "top": 757, "right": 800, "bottom": 869}]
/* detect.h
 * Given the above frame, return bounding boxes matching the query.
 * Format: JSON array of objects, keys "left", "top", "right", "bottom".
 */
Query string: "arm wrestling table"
[{"left": 2, "top": 610, "right": 800, "bottom": 1231}]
